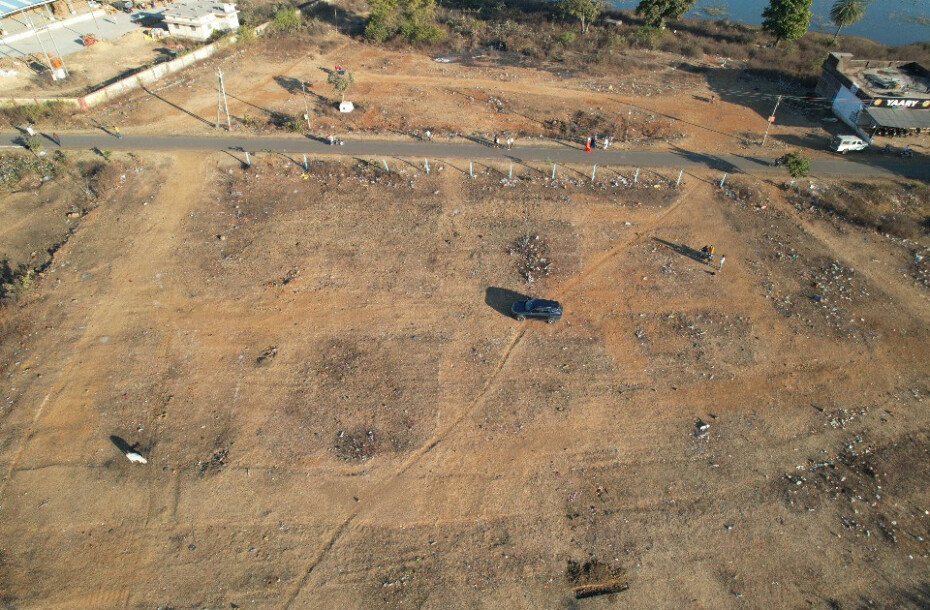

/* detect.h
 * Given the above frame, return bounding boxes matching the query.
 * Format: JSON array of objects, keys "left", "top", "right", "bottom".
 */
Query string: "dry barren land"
[{"left": 0, "top": 145, "right": 929, "bottom": 609}]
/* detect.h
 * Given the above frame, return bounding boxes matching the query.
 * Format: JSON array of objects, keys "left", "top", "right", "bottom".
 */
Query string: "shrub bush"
[
  {"left": 236, "top": 24, "right": 256, "bottom": 44},
  {"left": 781, "top": 151, "right": 811, "bottom": 178},
  {"left": 272, "top": 8, "right": 302, "bottom": 33},
  {"left": 632, "top": 26, "right": 662, "bottom": 50},
  {"left": 365, "top": 16, "right": 392, "bottom": 42}
]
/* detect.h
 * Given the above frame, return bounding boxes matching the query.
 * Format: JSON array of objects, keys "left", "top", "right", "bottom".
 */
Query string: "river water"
[{"left": 611, "top": 0, "right": 929, "bottom": 47}]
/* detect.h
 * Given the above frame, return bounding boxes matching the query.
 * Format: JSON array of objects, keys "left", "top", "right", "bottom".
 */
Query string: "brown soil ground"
[
  {"left": 79, "top": 28, "right": 860, "bottom": 156},
  {"left": 3, "top": 22, "right": 930, "bottom": 610},
  {"left": 3, "top": 30, "right": 171, "bottom": 97},
  {"left": 1, "top": 146, "right": 929, "bottom": 608}
]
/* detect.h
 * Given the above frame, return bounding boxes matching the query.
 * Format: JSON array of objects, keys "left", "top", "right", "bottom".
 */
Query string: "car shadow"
[{"left": 485, "top": 287, "right": 529, "bottom": 318}]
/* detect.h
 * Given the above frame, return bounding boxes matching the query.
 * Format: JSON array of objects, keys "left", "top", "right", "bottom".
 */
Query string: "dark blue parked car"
[{"left": 511, "top": 298, "right": 563, "bottom": 323}]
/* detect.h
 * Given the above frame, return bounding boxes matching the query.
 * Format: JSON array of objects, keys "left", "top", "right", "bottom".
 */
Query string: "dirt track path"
[
  {"left": 784, "top": 208, "right": 930, "bottom": 326},
  {"left": 281, "top": 172, "right": 701, "bottom": 607}
]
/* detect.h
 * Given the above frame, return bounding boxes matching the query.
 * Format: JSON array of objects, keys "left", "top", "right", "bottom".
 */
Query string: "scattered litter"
[
  {"left": 508, "top": 234, "right": 552, "bottom": 284},
  {"left": 695, "top": 419, "right": 710, "bottom": 439}
]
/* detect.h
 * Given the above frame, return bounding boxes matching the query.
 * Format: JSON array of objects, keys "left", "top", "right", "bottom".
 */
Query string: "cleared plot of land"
[{"left": 0, "top": 151, "right": 929, "bottom": 608}]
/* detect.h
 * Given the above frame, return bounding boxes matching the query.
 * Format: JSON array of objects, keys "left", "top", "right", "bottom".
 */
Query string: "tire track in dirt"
[
  {"left": 556, "top": 179, "right": 700, "bottom": 300},
  {"left": 0, "top": 391, "right": 55, "bottom": 501},
  {"left": 0, "top": 154, "right": 206, "bottom": 609},
  {"left": 281, "top": 167, "right": 530, "bottom": 607},
  {"left": 282, "top": 176, "right": 698, "bottom": 607},
  {"left": 282, "top": 323, "right": 528, "bottom": 608}
]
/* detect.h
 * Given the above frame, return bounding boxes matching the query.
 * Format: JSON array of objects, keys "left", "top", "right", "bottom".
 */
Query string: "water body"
[{"left": 611, "top": 0, "right": 930, "bottom": 47}]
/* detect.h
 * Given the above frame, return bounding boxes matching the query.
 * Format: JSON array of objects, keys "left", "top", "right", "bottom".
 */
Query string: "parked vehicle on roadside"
[
  {"left": 830, "top": 135, "right": 869, "bottom": 153},
  {"left": 511, "top": 299, "right": 563, "bottom": 323}
]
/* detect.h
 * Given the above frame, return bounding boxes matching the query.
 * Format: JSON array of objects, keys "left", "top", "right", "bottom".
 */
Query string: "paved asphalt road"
[{"left": 4, "top": 131, "right": 928, "bottom": 180}]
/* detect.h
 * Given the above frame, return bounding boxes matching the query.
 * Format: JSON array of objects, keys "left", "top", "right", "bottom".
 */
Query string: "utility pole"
[
  {"left": 624, "top": 102, "right": 632, "bottom": 142},
  {"left": 761, "top": 95, "right": 782, "bottom": 148},
  {"left": 301, "top": 81, "right": 311, "bottom": 130},
  {"left": 25, "top": 13, "right": 55, "bottom": 75},
  {"left": 89, "top": 2, "right": 101, "bottom": 32},
  {"left": 216, "top": 69, "right": 231, "bottom": 130},
  {"left": 43, "top": 15, "right": 68, "bottom": 78}
]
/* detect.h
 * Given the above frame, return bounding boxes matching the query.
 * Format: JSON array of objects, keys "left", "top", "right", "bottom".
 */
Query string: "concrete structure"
[
  {"left": 0, "top": 0, "right": 55, "bottom": 21},
  {"left": 163, "top": 0, "right": 237, "bottom": 41},
  {"left": 2, "top": 22, "right": 269, "bottom": 110},
  {"left": 816, "top": 53, "right": 930, "bottom": 140}
]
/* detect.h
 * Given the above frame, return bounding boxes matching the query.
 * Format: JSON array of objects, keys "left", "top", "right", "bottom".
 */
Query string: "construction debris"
[{"left": 508, "top": 234, "right": 552, "bottom": 284}]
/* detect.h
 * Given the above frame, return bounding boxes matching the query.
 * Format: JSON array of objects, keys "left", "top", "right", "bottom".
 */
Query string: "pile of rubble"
[
  {"left": 198, "top": 448, "right": 229, "bottom": 474},
  {"left": 508, "top": 234, "right": 552, "bottom": 284},
  {"left": 823, "top": 406, "right": 869, "bottom": 430},
  {"left": 912, "top": 249, "right": 930, "bottom": 289},
  {"left": 334, "top": 427, "right": 379, "bottom": 461}
]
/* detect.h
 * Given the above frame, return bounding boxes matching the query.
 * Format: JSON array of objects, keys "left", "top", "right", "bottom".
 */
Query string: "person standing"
[
  {"left": 718, "top": 255, "right": 726, "bottom": 273},
  {"left": 26, "top": 124, "right": 36, "bottom": 137},
  {"left": 494, "top": 135, "right": 500, "bottom": 148},
  {"left": 425, "top": 129, "right": 432, "bottom": 141},
  {"left": 114, "top": 126, "right": 122, "bottom": 139},
  {"left": 592, "top": 133, "right": 598, "bottom": 149},
  {"left": 584, "top": 138, "right": 592, "bottom": 153}
]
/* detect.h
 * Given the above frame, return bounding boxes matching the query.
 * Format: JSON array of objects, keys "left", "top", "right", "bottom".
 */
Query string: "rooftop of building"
[
  {"left": 163, "top": 0, "right": 236, "bottom": 21},
  {"left": 829, "top": 53, "right": 930, "bottom": 100}
]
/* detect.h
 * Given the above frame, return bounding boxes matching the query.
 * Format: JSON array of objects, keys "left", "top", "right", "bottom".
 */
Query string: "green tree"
[
  {"left": 780, "top": 151, "right": 811, "bottom": 178},
  {"left": 272, "top": 7, "right": 302, "bottom": 32},
  {"left": 560, "top": 0, "right": 606, "bottom": 34},
  {"left": 830, "top": 0, "right": 869, "bottom": 44},
  {"left": 762, "top": 0, "right": 812, "bottom": 47},
  {"left": 365, "top": 0, "right": 441, "bottom": 43},
  {"left": 635, "top": 0, "right": 697, "bottom": 29},
  {"left": 328, "top": 69, "right": 354, "bottom": 102}
]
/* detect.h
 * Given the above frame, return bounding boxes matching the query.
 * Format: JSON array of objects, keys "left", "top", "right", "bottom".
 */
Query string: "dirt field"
[
  {"left": 0, "top": 141, "right": 929, "bottom": 608},
  {"left": 78, "top": 27, "right": 853, "bottom": 156},
  {"left": 2, "top": 30, "right": 173, "bottom": 97}
]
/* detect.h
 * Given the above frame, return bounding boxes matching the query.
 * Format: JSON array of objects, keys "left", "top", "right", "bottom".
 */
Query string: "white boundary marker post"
[
  {"left": 676, "top": 169, "right": 683, "bottom": 187},
  {"left": 509, "top": 163, "right": 513, "bottom": 179},
  {"left": 425, "top": 159, "right": 430, "bottom": 174},
  {"left": 382, "top": 159, "right": 389, "bottom": 172},
  {"left": 470, "top": 161, "right": 474, "bottom": 178},
  {"left": 719, "top": 173, "right": 728, "bottom": 188},
  {"left": 245, "top": 151, "right": 251, "bottom": 167},
  {"left": 592, "top": 164, "right": 597, "bottom": 182},
  {"left": 634, "top": 168, "right": 640, "bottom": 183},
  {"left": 303, "top": 154, "right": 308, "bottom": 171},
  {"left": 551, "top": 164, "right": 556, "bottom": 180}
]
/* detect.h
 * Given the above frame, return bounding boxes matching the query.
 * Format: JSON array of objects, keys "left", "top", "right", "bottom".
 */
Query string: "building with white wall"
[
  {"left": 816, "top": 53, "right": 930, "bottom": 140},
  {"left": 163, "top": 0, "right": 238, "bottom": 41}
]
